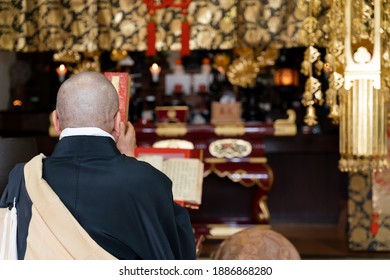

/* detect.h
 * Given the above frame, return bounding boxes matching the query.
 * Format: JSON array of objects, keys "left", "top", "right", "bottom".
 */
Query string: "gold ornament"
[
  {"left": 256, "top": 47, "right": 279, "bottom": 67},
  {"left": 110, "top": 50, "right": 128, "bottom": 62},
  {"left": 226, "top": 58, "right": 260, "bottom": 88},
  {"left": 213, "top": 53, "right": 231, "bottom": 73},
  {"left": 234, "top": 47, "right": 255, "bottom": 59},
  {"left": 304, "top": 103, "right": 318, "bottom": 126},
  {"left": 53, "top": 50, "right": 81, "bottom": 64}
]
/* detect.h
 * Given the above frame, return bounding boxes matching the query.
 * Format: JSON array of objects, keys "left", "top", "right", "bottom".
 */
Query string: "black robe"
[{"left": 0, "top": 136, "right": 196, "bottom": 260}]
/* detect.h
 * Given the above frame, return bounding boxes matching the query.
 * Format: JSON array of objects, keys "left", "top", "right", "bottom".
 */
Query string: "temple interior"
[{"left": 1, "top": 0, "right": 390, "bottom": 259}]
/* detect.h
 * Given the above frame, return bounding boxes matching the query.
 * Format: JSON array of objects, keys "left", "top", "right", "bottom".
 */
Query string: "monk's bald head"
[{"left": 56, "top": 72, "right": 119, "bottom": 132}]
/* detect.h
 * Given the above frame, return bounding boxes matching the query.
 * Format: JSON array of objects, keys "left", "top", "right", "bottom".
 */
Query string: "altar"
[{"left": 134, "top": 113, "right": 297, "bottom": 245}]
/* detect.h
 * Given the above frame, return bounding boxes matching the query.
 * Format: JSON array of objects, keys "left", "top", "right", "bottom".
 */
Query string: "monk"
[{"left": 0, "top": 71, "right": 196, "bottom": 260}]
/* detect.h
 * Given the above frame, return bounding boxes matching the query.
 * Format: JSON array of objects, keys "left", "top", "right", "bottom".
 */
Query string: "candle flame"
[
  {"left": 56, "top": 64, "right": 68, "bottom": 82},
  {"left": 151, "top": 63, "right": 160, "bottom": 72},
  {"left": 149, "top": 63, "right": 161, "bottom": 82},
  {"left": 56, "top": 64, "right": 67, "bottom": 74}
]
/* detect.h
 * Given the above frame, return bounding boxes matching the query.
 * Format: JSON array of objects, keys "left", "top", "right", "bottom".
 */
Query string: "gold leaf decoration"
[
  {"left": 226, "top": 57, "right": 260, "bottom": 88},
  {"left": 53, "top": 50, "right": 81, "bottom": 64},
  {"left": 0, "top": 0, "right": 333, "bottom": 52}
]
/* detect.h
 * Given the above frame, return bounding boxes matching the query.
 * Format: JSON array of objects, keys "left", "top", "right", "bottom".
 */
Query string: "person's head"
[{"left": 52, "top": 71, "right": 121, "bottom": 138}]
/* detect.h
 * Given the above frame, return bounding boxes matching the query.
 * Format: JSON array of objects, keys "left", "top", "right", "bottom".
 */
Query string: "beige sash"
[
  {"left": 0, "top": 204, "right": 18, "bottom": 260},
  {"left": 23, "top": 154, "right": 116, "bottom": 260}
]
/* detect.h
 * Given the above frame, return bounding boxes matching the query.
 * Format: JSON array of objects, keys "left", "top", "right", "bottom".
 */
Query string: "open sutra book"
[{"left": 135, "top": 147, "right": 204, "bottom": 209}]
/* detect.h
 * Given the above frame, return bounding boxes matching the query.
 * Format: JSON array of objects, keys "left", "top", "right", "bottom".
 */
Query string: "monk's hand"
[{"left": 116, "top": 121, "right": 136, "bottom": 157}]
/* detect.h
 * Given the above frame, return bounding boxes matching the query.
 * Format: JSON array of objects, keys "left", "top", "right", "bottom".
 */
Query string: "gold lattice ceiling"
[{"left": 0, "top": 0, "right": 330, "bottom": 52}]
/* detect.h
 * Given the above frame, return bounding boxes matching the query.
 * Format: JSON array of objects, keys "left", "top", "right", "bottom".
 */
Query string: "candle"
[
  {"left": 149, "top": 63, "right": 161, "bottom": 83},
  {"left": 56, "top": 64, "right": 68, "bottom": 82}
]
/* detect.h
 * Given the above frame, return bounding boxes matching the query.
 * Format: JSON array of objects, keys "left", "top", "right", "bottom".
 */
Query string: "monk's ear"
[
  {"left": 112, "top": 111, "right": 121, "bottom": 140},
  {"left": 52, "top": 110, "right": 62, "bottom": 134}
]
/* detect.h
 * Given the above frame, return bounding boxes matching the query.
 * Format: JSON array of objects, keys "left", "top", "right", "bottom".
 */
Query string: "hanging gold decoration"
[
  {"left": 323, "top": 0, "right": 345, "bottom": 125},
  {"left": 298, "top": 0, "right": 325, "bottom": 126},
  {"left": 337, "top": 0, "right": 389, "bottom": 173},
  {"left": 325, "top": 72, "right": 344, "bottom": 122},
  {"left": 324, "top": 0, "right": 345, "bottom": 125},
  {"left": 300, "top": 46, "right": 324, "bottom": 125}
]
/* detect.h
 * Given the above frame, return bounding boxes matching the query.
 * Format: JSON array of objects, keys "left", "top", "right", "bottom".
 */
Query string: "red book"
[{"left": 104, "top": 72, "right": 131, "bottom": 123}]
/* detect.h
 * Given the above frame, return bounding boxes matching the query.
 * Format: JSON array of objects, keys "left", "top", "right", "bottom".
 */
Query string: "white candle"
[
  {"left": 56, "top": 64, "right": 68, "bottom": 82},
  {"left": 149, "top": 63, "right": 161, "bottom": 83}
]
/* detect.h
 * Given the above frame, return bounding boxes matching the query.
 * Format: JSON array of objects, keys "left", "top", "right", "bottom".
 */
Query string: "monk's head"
[{"left": 54, "top": 71, "right": 119, "bottom": 133}]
